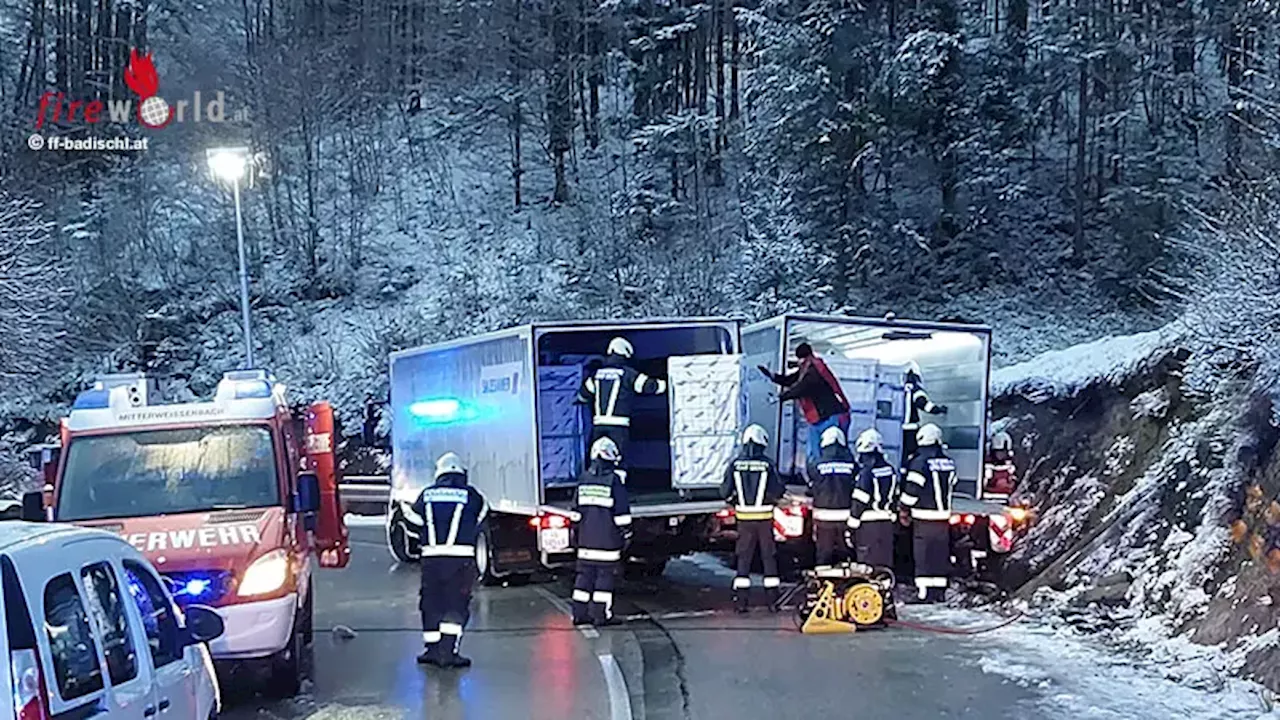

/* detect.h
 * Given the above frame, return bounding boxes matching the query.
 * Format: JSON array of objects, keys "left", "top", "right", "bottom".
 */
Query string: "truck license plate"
[
  {"left": 775, "top": 511, "right": 804, "bottom": 538},
  {"left": 541, "top": 528, "right": 570, "bottom": 553}
]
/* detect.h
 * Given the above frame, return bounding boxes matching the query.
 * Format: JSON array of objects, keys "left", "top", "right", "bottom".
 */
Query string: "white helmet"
[
  {"left": 906, "top": 360, "right": 922, "bottom": 377},
  {"left": 607, "top": 337, "right": 634, "bottom": 358},
  {"left": 991, "top": 431, "right": 1013, "bottom": 452},
  {"left": 434, "top": 452, "right": 466, "bottom": 479},
  {"left": 916, "top": 424, "right": 944, "bottom": 447},
  {"left": 820, "top": 426, "right": 846, "bottom": 448},
  {"left": 855, "top": 428, "right": 884, "bottom": 454},
  {"left": 590, "top": 437, "right": 621, "bottom": 462},
  {"left": 741, "top": 424, "right": 768, "bottom": 447}
]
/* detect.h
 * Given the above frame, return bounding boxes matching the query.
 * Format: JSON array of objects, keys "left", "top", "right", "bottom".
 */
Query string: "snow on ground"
[
  {"left": 991, "top": 324, "right": 1185, "bottom": 400},
  {"left": 905, "top": 604, "right": 1280, "bottom": 719}
]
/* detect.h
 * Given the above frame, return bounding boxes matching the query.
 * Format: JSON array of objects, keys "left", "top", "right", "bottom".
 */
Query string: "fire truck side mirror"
[
  {"left": 297, "top": 472, "right": 321, "bottom": 516},
  {"left": 20, "top": 491, "right": 45, "bottom": 522}
]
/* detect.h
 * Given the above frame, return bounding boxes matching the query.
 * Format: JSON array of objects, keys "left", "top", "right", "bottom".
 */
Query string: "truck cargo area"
[{"left": 536, "top": 324, "right": 734, "bottom": 505}]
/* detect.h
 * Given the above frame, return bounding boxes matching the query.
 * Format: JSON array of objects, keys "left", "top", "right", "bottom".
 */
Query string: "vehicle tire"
[
  {"left": 625, "top": 559, "right": 668, "bottom": 580},
  {"left": 264, "top": 613, "right": 304, "bottom": 699},
  {"left": 476, "top": 528, "right": 501, "bottom": 586},
  {"left": 300, "top": 591, "right": 314, "bottom": 647},
  {"left": 387, "top": 516, "right": 419, "bottom": 564}
]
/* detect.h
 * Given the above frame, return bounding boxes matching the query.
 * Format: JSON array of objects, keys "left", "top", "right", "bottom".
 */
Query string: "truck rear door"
[{"left": 668, "top": 354, "right": 746, "bottom": 490}]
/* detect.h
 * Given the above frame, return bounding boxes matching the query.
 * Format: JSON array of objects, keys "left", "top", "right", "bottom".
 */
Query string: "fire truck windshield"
[{"left": 57, "top": 425, "right": 280, "bottom": 521}]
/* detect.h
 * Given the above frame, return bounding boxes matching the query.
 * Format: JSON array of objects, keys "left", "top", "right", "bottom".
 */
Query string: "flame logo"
[{"left": 124, "top": 49, "right": 160, "bottom": 98}]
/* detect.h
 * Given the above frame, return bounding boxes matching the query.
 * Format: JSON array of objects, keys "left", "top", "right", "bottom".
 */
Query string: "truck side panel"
[{"left": 389, "top": 330, "right": 538, "bottom": 510}]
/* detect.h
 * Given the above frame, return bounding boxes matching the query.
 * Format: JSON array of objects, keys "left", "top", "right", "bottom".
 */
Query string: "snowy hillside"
[{"left": 991, "top": 322, "right": 1280, "bottom": 692}]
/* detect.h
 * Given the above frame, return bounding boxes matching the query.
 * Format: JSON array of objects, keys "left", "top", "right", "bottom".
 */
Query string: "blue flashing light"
[
  {"left": 72, "top": 388, "right": 111, "bottom": 409},
  {"left": 409, "top": 399, "right": 462, "bottom": 421},
  {"left": 183, "top": 578, "right": 212, "bottom": 596}
]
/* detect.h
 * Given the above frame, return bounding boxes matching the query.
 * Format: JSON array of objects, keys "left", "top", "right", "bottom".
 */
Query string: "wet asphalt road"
[{"left": 220, "top": 525, "right": 1041, "bottom": 720}]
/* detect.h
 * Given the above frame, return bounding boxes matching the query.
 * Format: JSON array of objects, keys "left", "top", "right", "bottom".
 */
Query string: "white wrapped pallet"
[{"left": 667, "top": 355, "right": 746, "bottom": 489}]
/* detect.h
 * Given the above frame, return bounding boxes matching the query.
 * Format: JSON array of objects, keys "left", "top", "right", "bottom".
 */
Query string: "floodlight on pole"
[{"left": 206, "top": 146, "right": 255, "bottom": 369}]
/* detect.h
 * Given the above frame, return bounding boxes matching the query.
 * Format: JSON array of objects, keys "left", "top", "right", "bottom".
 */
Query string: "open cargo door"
[
  {"left": 668, "top": 354, "right": 746, "bottom": 490},
  {"left": 537, "top": 365, "right": 587, "bottom": 487},
  {"left": 305, "top": 401, "right": 350, "bottom": 569},
  {"left": 876, "top": 363, "right": 908, "bottom": 470}
]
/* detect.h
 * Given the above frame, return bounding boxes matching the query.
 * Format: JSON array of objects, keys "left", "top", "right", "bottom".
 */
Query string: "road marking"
[
  {"left": 598, "top": 653, "right": 634, "bottom": 720},
  {"left": 533, "top": 587, "right": 634, "bottom": 720},
  {"left": 534, "top": 586, "right": 598, "bottom": 638}
]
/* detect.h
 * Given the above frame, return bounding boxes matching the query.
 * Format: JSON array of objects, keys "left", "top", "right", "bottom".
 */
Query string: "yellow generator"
[{"left": 791, "top": 562, "right": 896, "bottom": 634}]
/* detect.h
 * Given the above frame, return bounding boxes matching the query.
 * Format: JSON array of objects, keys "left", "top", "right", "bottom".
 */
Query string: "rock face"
[{"left": 991, "top": 333, "right": 1280, "bottom": 691}]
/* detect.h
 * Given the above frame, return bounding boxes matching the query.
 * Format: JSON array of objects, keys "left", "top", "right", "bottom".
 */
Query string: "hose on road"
[{"left": 883, "top": 610, "right": 1025, "bottom": 635}]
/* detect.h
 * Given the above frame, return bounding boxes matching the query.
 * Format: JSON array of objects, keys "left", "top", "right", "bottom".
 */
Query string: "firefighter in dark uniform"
[
  {"left": 901, "top": 361, "right": 948, "bottom": 468},
  {"left": 983, "top": 430, "right": 1017, "bottom": 503},
  {"left": 412, "top": 452, "right": 489, "bottom": 668},
  {"left": 806, "top": 425, "right": 855, "bottom": 574},
  {"left": 899, "top": 424, "right": 956, "bottom": 603},
  {"left": 575, "top": 337, "right": 667, "bottom": 482},
  {"left": 848, "top": 428, "right": 900, "bottom": 569},
  {"left": 570, "top": 437, "right": 632, "bottom": 626},
  {"left": 721, "top": 424, "right": 786, "bottom": 612}
]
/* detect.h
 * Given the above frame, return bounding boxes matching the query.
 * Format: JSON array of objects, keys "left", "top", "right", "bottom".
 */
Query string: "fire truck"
[{"left": 21, "top": 370, "right": 350, "bottom": 697}]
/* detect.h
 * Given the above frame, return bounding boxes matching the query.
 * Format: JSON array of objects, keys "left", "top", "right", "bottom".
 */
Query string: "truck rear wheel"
[
  {"left": 387, "top": 516, "right": 419, "bottom": 564},
  {"left": 476, "top": 529, "right": 501, "bottom": 586}
]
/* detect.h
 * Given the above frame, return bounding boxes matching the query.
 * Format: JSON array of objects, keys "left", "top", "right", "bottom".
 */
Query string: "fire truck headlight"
[{"left": 238, "top": 549, "right": 290, "bottom": 597}]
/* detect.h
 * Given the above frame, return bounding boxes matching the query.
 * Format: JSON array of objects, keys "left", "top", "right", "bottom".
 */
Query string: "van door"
[
  {"left": 120, "top": 559, "right": 198, "bottom": 720},
  {"left": 78, "top": 558, "right": 157, "bottom": 719},
  {"left": 668, "top": 354, "right": 746, "bottom": 490}
]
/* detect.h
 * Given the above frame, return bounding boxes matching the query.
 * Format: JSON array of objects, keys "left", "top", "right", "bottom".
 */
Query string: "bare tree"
[{"left": 0, "top": 194, "right": 70, "bottom": 379}]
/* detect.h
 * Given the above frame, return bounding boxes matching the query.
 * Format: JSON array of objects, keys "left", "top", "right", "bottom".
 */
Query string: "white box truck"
[{"left": 385, "top": 318, "right": 746, "bottom": 581}]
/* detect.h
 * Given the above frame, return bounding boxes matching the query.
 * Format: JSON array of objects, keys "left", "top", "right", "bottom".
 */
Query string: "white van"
[{"left": 1, "top": 523, "right": 223, "bottom": 720}]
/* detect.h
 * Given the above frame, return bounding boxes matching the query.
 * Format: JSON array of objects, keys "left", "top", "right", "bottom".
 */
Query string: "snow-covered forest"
[{"left": 0, "top": 0, "right": 1274, "bottom": 460}]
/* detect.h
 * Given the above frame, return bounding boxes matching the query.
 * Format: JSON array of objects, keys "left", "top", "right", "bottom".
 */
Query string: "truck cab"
[{"left": 23, "top": 370, "right": 350, "bottom": 697}]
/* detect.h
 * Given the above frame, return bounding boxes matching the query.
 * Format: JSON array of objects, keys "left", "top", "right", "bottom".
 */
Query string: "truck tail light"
[
  {"left": 949, "top": 514, "right": 962, "bottom": 525},
  {"left": 715, "top": 508, "right": 732, "bottom": 519},
  {"left": 11, "top": 648, "right": 50, "bottom": 720},
  {"left": 529, "top": 514, "right": 569, "bottom": 529}
]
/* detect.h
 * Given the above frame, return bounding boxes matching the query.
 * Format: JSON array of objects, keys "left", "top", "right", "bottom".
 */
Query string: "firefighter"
[
  {"left": 412, "top": 452, "right": 489, "bottom": 668},
  {"left": 570, "top": 437, "right": 632, "bottom": 626},
  {"left": 900, "top": 424, "right": 956, "bottom": 603},
  {"left": 721, "top": 424, "right": 786, "bottom": 612},
  {"left": 806, "top": 425, "right": 855, "bottom": 574},
  {"left": 983, "top": 430, "right": 1017, "bottom": 503},
  {"left": 847, "top": 428, "right": 900, "bottom": 570},
  {"left": 901, "top": 361, "right": 948, "bottom": 468},
  {"left": 575, "top": 337, "right": 667, "bottom": 481},
  {"left": 759, "top": 343, "right": 851, "bottom": 468}
]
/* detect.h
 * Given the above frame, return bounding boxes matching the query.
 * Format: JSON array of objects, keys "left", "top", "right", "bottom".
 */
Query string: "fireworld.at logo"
[{"left": 33, "top": 49, "right": 248, "bottom": 130}]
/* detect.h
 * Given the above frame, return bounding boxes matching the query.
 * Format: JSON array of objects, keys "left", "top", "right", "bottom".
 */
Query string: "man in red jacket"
[{"left": 759, "top": 343, "right": 851, "bottom": 468}]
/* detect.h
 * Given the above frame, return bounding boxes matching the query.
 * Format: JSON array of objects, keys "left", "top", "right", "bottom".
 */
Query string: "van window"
[
  {"left": 122, "top": 561, "right": 182, "bottom": 667},
  {"left": 80, "top": 563, "right": 139, "bottom": 685},
  {"left": 43, "top": 574, "right": 105, "bottom": 701}
]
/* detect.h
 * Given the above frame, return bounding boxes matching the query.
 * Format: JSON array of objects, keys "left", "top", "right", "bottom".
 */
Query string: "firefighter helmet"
[
  {"left": 991, "top": 431, "right": 1013, "bottom": 451},
  {"left": 820, "top": 426, "right": 846, "bottom": 448},
  {"left": 741, "top": 424, "right": 769, "bottom": 447},
  {"left": 916, "top": 424, "right": 944, "bottom": 447},
  {"left": 607, "top": 337, "right": 634, "bottom": 358},
  {"left": 434, "top": 452, "right": 466, "bottom": 479},
  {"left": 906, "top": 360, "right": 922, "bottom": 377},
  {"left": 590, "top": 437, "right": 621, "bottom": 462},
  {"left": 855, "top": 428, "right": 884, "bottom": 454}
]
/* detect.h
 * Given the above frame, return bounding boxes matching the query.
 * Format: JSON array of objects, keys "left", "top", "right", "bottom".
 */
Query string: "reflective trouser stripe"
[
  {"left": 911, "top": 509, "right": 951, "bottom": 521},
  {"left": 593, "top": 592, "right": 614, "bottom": 619},
  {"left": 732, "top": 577, "right": 750, "bottom": 589},
  {"left": 915, "top": 577, "right": 947, "bottom": 587},
  {"left": 763, "top": 577, "right": 780, "bottom": 588},
  {"left": 578, "top": 548, "right": 621, "bottom": 562},
  {"left": 813, "top": 508, "right": 851, "bottom": 522},
  {"left": 852, "top": 488, "right": 871, "bottom": 503},
  {"left": 420, "top": 544, "right": 475, "bottom": 557},
  {"left": 614, "top": 514, "right": 633, "bottom": 526},
  {"left": 593, "top": 415, "right": 630, "bottom": 427},
  {"left": 423, "top": 631, "right": 441, "bottom": 644},
  {"left": 440, "top": 622, "right": 464, "bottom": 636},
  {"left": 572, "top": 590, "right": 591, "bottom": 602},
  {"left": 860, "top": 510, "right": 896, "bottom": 522}
]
